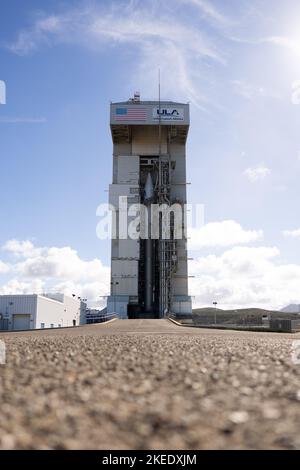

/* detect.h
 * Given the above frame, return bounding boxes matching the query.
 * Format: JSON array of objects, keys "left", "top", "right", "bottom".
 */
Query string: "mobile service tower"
[{"left": 107, "top": 93, "right": 192, "bottom": 319}]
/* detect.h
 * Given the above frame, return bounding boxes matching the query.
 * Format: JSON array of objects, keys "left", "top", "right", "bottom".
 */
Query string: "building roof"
[
  {"left": 110, "top": 100, "right": 190, "bottom": 143},
  {"left": 112, "top": 100, "right": 189, "bottom": 106}
]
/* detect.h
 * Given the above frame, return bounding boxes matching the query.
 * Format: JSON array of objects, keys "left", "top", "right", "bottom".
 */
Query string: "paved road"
[{"left": 0, "top": 319, "right": 300, "bottom": 449}]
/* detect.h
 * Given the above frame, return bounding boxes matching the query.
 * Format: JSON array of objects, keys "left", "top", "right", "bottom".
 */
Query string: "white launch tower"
[{"left": 107, "top": 94, "right": 192, "bottom": 319}]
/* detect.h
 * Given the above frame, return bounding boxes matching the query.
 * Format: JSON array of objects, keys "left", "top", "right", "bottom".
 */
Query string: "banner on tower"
[{"left": 152, "top": 107, "right": 184, "bottom": 121}]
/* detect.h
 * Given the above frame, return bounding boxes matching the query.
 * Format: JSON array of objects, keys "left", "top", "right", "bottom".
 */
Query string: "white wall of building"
[
  {"left": 39, "top": 294, "right": 86, "bottom": 327},
  {"left": 0, "top": 295, "right": 36, "bottom": 331},
  {"left": 0, "top": 294, "right": 86, "bottom": 331}
]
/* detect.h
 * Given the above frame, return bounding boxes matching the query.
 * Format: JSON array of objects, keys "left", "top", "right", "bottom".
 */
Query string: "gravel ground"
[{"left": 0, "top": 319, "right": 300, "bottom": 450}]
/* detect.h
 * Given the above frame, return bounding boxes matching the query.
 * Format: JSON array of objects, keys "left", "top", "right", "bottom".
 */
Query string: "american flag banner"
[{"left": 115, "top": 107, "right": 147, "bottom": 122}]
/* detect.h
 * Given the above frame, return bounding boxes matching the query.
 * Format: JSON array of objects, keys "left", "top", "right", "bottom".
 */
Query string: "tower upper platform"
[{"left": 110, "top": 100, "right": 190, "bottom": 144}]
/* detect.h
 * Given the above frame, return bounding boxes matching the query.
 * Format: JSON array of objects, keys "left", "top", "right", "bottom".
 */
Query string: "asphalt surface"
[{"left": 0, "top": 319, "right": 300, "bottom": 450}]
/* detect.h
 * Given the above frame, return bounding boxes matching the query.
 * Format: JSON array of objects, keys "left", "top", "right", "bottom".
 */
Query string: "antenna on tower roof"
[
  {"left": 158, "top": 69, "right": 161, "bottom": 104},
  {"left": 158, "top": 68, "right": 162, "bottom": 156}
]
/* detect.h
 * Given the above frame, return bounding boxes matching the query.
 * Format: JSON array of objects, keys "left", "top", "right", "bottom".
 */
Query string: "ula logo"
[
  {"left": 153, "top": 107, "right": 184, "bottom": 120},
  {"left": 157, "top": 109, "right": 180, "bottom": 116},
  {"left": 0, "top": 80, "right": 6, "bottom": 105}
]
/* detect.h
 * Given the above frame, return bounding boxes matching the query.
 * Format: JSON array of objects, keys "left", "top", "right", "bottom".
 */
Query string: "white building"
[{"left": 0, "top": 294, "right": 86, "bottom": 331}]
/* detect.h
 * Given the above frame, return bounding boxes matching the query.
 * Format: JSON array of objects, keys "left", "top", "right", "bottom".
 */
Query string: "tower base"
[
  {"left": 107, "top": 295, "right": 192, "bottom": 319},
  {"left": 107, "top": 295, "right": 130, "bottom": 319},
  {"left": 171, "top": 296, "right": 192, "bottom": 316}
]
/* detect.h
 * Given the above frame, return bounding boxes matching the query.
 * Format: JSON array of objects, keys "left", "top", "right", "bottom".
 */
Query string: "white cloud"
[
  {"left": 181, "top": 0, "right": 229, "bottom": 26},
  {"left": 244, "top": 166, "right": 271, "bottom": 183},
  {"left": 283, "top": 228, "right": 300, "bottom": 239},
  {"left": 189, "top": 246, "right": 300, "bottom": 310},
  {"left": 7, "top": 1, "right": 225, "bottom": 109},
  {"left": 0, "top": 279, "right": 45, "bottom": 296},
  {"left": 52, "top": 280, "right": 108, "bottom": 310},
  {"left": 2, "top": 239, "right": 38, "bottom": 257},
  {"left": 232, "top": 80, "right": 255, "bottom": 99},
  {"left": 230, "top": 35, "right": 300, "bottom": 51},
  {"left": 15, "top": 245, "right": 107, "bottom": 282},
  {"left": 0, "top": 260, "right": 9, "bottom": 274},
  {"left": 2, "top": 238, "right": 300, "bottom": 311},
  {"left": 188, "top": 220, "right": 263, "bottom": 250},
  {"left": 232, "top": 80, "right": 281, "bottom": 100},
  {"left": 0, "top": 240, "right": 110, "bottom": 307},
  {"left": 263, "top": 36, "right": 300, "bottom": 54}
]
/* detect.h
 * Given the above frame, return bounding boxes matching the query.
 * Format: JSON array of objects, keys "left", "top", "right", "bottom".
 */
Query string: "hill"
[
  {"left": 281, "top": 304, "right": 300, "bottom": 314},
  {"left": 192, "top": 307, "right": 300, "bottom": 321}
]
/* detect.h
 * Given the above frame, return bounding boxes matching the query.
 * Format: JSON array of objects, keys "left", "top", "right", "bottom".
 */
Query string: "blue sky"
[{"left": 1, "top": 0, "right": 300, "bottom": 309}]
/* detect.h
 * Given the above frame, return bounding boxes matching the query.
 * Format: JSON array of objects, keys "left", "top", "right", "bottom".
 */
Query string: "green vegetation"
[{"left": 192, "top": 307, "right": 300, "bottom": 325}]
